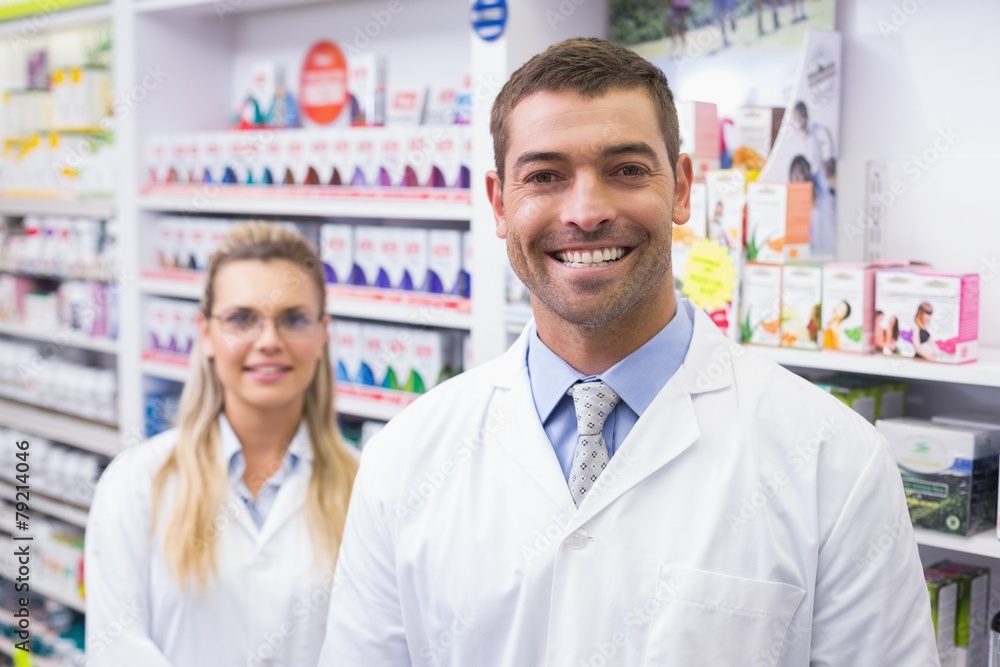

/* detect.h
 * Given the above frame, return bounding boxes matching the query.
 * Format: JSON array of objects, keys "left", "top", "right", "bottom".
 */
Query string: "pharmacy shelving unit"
[{"left": 117, "top": 0, "right": 608, "bottom": 428}]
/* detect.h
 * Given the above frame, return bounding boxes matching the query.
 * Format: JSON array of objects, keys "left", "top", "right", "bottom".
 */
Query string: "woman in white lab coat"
[{"left": 85, "top": 221, "right": 358, "bottom": 666}]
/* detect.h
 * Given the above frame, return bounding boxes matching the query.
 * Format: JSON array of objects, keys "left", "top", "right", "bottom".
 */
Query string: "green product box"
[
  {"left": 878, "top": 418, "right": 1000, "bottom": 536},
  {"left": 929, "top": 561, "right": 990, "bottom": 667},
  {"left": 925, "top": 571, "right": 958, "bottom": 664},
  {"left": 812, "top": 378, "right": 878, "bottom": 423},
  {"left": 820, "top": 374, "right": 908, "bottom": 422}
]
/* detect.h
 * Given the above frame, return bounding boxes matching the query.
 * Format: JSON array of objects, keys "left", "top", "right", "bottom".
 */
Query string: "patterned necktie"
[{"left": 568, "top": 380, "right": 621, "bottom": 507}]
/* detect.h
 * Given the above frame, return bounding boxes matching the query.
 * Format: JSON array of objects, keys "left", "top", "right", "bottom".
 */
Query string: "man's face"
[{"left": 487, "top": 88, "right": 691, "bottom": 329}]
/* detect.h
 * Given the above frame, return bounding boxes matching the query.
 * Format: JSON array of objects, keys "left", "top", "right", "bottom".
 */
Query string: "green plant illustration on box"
[
  {"left": 740, "top": 309, "right": 754, "bottom": 342},
  {"left": 745, "top": 229, "right": 773, "bottom": 262},
  {"left": 843, "top": 326, "right": 862, "bottom": 343}
]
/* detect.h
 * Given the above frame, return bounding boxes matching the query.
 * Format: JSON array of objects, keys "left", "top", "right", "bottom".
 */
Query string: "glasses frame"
[{"left": 208, "top": 308, "right": 326, "bottom": 340}]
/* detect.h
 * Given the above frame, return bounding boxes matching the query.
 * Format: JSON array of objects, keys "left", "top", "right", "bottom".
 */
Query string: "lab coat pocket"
[{"left": 646, "top": 565, "right": 806, "bottom": 667}]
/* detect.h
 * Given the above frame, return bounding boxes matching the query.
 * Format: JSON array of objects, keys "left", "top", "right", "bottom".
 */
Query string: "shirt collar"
[
  {"left": 526, "top": 298, "right": 694, "bottom": 422},
  {"left": 219, "top": 412, "right": 311, "bottom": 473}
]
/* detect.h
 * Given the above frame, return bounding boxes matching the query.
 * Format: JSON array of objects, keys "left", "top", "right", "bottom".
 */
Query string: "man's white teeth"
[{"left": 555, "top": 247, "right": 625, "bottom": 266}]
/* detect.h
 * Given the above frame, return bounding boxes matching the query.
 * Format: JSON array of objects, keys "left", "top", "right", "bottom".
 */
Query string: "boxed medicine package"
[
  {"left": 877, "top": 417, "right": 999, "bottom": 536},
  {"left": 927, "top": 561, "right": 990, "bottom": 667}
]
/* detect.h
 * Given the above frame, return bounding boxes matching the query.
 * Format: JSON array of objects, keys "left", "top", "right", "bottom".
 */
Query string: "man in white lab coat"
[{"left": 319, "top": 38, "right": 940, "bottom": 666}]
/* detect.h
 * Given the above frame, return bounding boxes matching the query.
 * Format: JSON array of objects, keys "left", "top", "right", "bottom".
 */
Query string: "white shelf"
[
  {"left": 141, "top": 351, "right": 190, "bottom": 383},
  {"left": 133, "top": 0, "right": 330, "bottom": 18},
  {"left": 0, "top": 1, "right": 110, "bottom": 37},
  {"left": 34, "top": 578, "right": 86, "bottom": 614},
  {"left": 748, "top": 345, "right": 1000, "bottom": 388},
  {"left": 0, "top": 320, "right": 117, "bottom": 354},
  {"left": 915, "top": 527, "right": 1000, "bottom": 559},
  {"left": 0, "top": 196, "right": 114, "bottom": 219},
  {"left": 138, "top": 186, "right": 472, "bottom": 221},
  {"left": 0, "top": 397, "right": 119, "bottom": 457},
  {"left": 0, "top": 480, "right": 89, "bottom": 530},
  {"left": 140, "top": 268, "right": 205, "bottom": 300},
  {"left": 336, "top": 383, "right": 418, "bottom": 422},
  {"left": 327, "top": 285, "right": 472, "bottom": 330}
]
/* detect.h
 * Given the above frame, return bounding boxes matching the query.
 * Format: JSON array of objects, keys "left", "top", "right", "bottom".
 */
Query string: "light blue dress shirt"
[
  {"left": 526, "top": 299, "right": 694, "bottom": 480},
  {"left": 220, "top": 414, "right": 307, "bottom": 530}
]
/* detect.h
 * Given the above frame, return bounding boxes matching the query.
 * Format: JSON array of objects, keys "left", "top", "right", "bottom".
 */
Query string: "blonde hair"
[{"left": 152, "top": 221, "right": 358, "bottom": 589}]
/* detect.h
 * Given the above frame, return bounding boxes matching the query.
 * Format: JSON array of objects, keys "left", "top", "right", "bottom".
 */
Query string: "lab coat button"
[{"left": 565, "top": 529, "right": 588, "bottom": 549}]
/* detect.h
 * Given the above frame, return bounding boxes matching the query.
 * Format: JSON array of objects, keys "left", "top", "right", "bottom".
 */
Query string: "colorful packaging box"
[
  {"left": 348, "top": 54, "right": 386, "bottom": 127},
  {"left": 677, "top": 101, "right": 720, "bottom": 180},
  {"left": 350, "top": 129, "right": 381, "bottom": 186},
  {"left": 352, "top": 226, "right": 382, "bottom": 287},
  {"left": 740, "top": 262, "right": 782, "bottom": 346},
  {"left": 732, "top": 106, "right": 784, "bottom": 161},
  {"left": 746, "top": 181, "right": 812, "bottom": 262},
  {"left": 375, "top": 228, "right": 406, "bottom": 289},
  {"left": 925, "top": 572, "right": 959, "bottom": 667},
  {"left": 928, "top": 561, "right": 990, "bottom": 667},
  {"left": 387, "top": 89, "right": 427, "bottom": 125},
  {"left": 331, "top": 320, "right": 363, "bottom": 384},
  {"left": 459, "top": 230, "right": 472, "bottom": 298},
  {"left": 703, "top": 169, "right": 745, "bottom": 341},
  {"left": 320, "top": 224, "right": 355, "bottom": 285},
  {"left": 930, "top": 413, "right": 1000, "bottom": 541},
  {"left": 821, "top": 263, "right": 877, "bottom": 354},
  {"left": 780, "top": 263, "right": 822, "bottom": 350},
  {"left": 878, "top": 417, "right": 999, "bottom": 536},
  {"left": 399, "top": 228, "right": 429, "bottom": 292},
  {"left": 874, "top": 270, "right": 979, "bottom": 363},
  {"left": 426, "top": 229, "right": 463, "bottom": 295}
]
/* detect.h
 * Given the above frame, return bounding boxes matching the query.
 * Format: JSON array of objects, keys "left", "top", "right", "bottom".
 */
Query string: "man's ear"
[
  {"left": 486, "top": 170, "right": 507, "bottom": 239},
  {"left": 672, "top": 154, "right": 694, "bottom": 225}
]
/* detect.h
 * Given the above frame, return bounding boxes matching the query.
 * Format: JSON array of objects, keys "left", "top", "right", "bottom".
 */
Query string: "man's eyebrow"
[
  {"left": 512, "top": 151, "right": 567, "bottom": 172},
  {"left": 602, "top": 142, "right": 661, "bottom": 166},
  {"left": 511, "top": 144, "right": 662, "bottom": 173}
]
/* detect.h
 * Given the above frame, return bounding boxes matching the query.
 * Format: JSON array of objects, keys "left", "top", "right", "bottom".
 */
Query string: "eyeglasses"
[{"left": 210, "top": 308, "right": 323, "bottom": 339}]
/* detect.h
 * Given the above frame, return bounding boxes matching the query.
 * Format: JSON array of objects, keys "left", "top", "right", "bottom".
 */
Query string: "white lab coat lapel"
[
  {"left": 569, "top": 307, "right": 736, "bottom": 525},
  {"left": 257, "top": 464, "right": 310, "bottom": 547},
  {"left": 489, "top": 323, "right": 577, "bottom": 511}
]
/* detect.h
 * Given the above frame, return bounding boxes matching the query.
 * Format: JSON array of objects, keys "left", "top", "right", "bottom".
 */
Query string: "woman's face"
[
  {"left": 834, "top": 301, "right": 849, "bottom": 320},
  {"left": 200, "top": 259, "right": 329, "bottom": 416}
]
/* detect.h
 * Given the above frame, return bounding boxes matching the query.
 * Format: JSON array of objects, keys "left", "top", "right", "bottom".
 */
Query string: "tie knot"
[{"left": 569, "top": 380, "right": 620, "bottom": 437}]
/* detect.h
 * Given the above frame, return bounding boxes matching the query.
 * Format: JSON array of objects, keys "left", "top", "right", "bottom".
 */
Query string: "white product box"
[
  {"left": 821, "top": 263, "right": 876, "bottom": 354},
  {"left": 733, "top": 106, "right": 783, "bottom": 161},
  {"left": 376, "top": 228, "right": 406, "bottom": 289},
  {"left": 781, "top": 263, "right": 822, "bottom": 350},
  {"left": 148, "top": 298, "right": 172, "bottom": 351},
  {"left": 307, "top": 129, "right": 335, "bottom": 185},
  {"left": 359, "top": 324, "right": 392, "bottom": 387},
  {"left": 741, "top": 262, "right": 783, "bottom": 346},
  {"left": 147, "top": 135, "right": 172, "bottom": 184},
  {"left": 688, "top": 181, "right": 708, "bottom": 238},
  {"left": 426, "top": 229, "right": 463, "bottom": 294},
  {"left": 348, "top": 54, "right": 386, "bottom": 127},
  {"left": 330, "top": 132, "right": 353, "bottom": 186},
  {"left": 874, "top": 270, "right": 979, "bottom": 363},
  {"left": 281, "top": 130, "right": 310, "bottom": 186},
  {"left": 676, "top": 101, "right": 720, "bottom": 180},
  {"left": 353, "top": 226, "right": 383, "bottom": 287},
  {"left": 259, "top": 131, "right": 283, "bottom": 185},
  {"left": 424, "top": 86, "right": 459, "bottom": 125},
  {"left": 200, "top": 133, "right": 227, "bottom": 185},
  {"left": 320, "top": 224, "right": 355, "bottom": 285},
  {"left": 399, "top": 228, "right": 429, "bottom": 292},
  {"left": 746, "top": 181, "right": 812, "bottom": 262},
  {"left": 379, "top": 129, "right": 407, "bottom": 187},
  {"left": 350, "top": 129, "right": 381, "bottom": 186},
  {"left": 433, "top": 126, "right": 465, "bottom": 188},
  {"left": 387, "top": 89, "right": 427, "bottom": 125},
  {"left": 704, "top": 169, "right": 744, "bottom": 252},
  {"left": 332, "top": 320, "right": 363, "bottom": 384},
  {"left": 405, "top": 126, "right": 438, "bottom": 187},
  {"left": 408, "top": 329, "right": 446, "bottom": 393},
  {"left": 460, "top": 229, "right": 472, "bottom": 298}
]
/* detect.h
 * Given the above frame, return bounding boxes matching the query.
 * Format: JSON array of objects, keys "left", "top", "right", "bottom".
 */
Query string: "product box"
[
  {"left": 459, "top": 230, "right": 472, "bottom": 298},
  {"left": 926, "top": 571, "right": 959, "bottom": 667},
  {"left": 732, "top": 106, "right": 784, "bottom": 161},
  {"left": 348, "top": 54, "right": 386, "bottom": 127},
  {"left": 930, "top": 412, "right": 1000, "bottom": 541},
  {"left": 687, "top": 181, "right": 708, "bottom": 238},
  {"left": 378, "top": 129, "right": 406, "bottom": 187},
  {"left": 320, "top": 224, "right": 355, "bottom": 285},
  {"left": 352, "top": 225, "right": 382, "bottom": 287},
  {"left": 350, "top": 130, "right": 381, "bottom": 186},
  {"left": 375, "top": 228, "right": 406, "bottom": 289},
  {"left": 424, "top": 86, "right": 459, "bottom": 125},
  {"left": 199, "top": 133, "right": 227, "bottom": 185},
  {"left": 821, "top": 263, "right": 877, "bottom": 353},
  {"left": 403, "top": 329, "right": 445, "bottom": 393},
  {"left": 928, "top": 561, "right": 990, "bottom": 667},
  {"left": 305, "top": 130, "right": 334, "bottom": 186},
  {"left": 331, "top": 320, "right": 363, "bottom": 384},
  {"left": 425, "top": 229, "right": 463, "bottom": 295},
  {"left": 740, "top": 262, "right": 782, "bottom": 346},
  {"left": 433, "top": 126, "right": 467, "bottom": 188},
  {"left": 746, "top": 181, "right": 812, "bottom": 262},
  {"left": 280, "top": 130, "right": 310, "bottom": 186},
  {"left": 358, "top": 323, "right": 386, "bottom": 386},
  {"left": 878, "top": 418, "right": 999, "bottom": 536},
  {"left": 874, "top": 270, "right": 979, "bottom": 363},
  {"left": 676, "top": 101, "right": 720, "bottom": 180},
  {"left": 702, "top": 169, "right": 745, "bottom": 341},
  {"left": 387, "top": 89, "right": 427, "bottom": 125},
  {"left": 812, "top": 378, "right": 878, "bottom": 423},
  {"left": 398, "top": 228, "right": 429, "bottom": 292},
  {"left": 147, "top": 135, "right": 172, "bottom": 184},
  {"left": 780, "top": 263, "right": 822, "bottom": 350}
]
